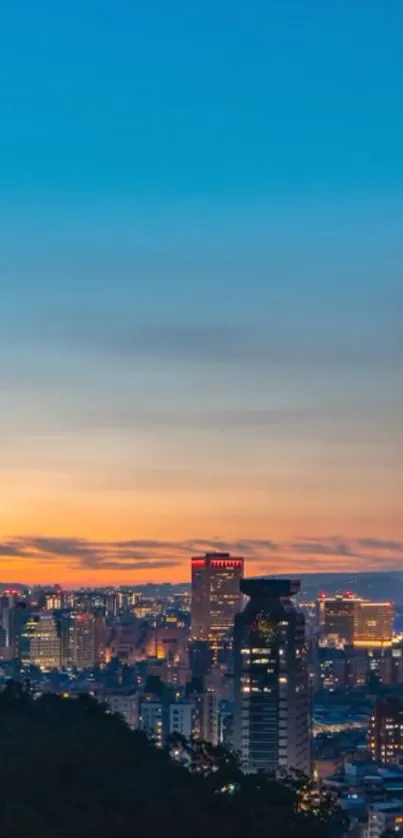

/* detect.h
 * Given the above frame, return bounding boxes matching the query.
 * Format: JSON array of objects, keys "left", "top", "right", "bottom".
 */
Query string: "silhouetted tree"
[{"left": 0, "top": 681, "right": 345, "bottom": 838}]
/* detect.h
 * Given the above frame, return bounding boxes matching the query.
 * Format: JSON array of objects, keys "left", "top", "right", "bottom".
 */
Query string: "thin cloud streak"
[
  {"left": 0, "top": 534, "right": 402, "bottom": 575},
  {"left": 19, "top": 313, "right": 401, "bottom": 368}
]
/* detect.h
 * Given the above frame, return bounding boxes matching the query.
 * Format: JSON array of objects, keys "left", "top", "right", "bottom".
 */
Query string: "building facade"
[
  {"left": 369, "top": 696, "right": 403, "bottom": 764},
  {"left": 21, "top": 612, "right": 61, "bottom": 670},
  {"left": 234, "top": 578, "right": 311, "bottom": 775},
  {"left": 139, "top": 699, "right": 164, "bottom": 746},
  {"left": 70, "top": 612, "right": 96, "bottom": 669},
  {"left": 191, "top": 553, "right": 244, "bottom": 658},
  {"left": 354, "top": 602, "right": 393, "bottom": 648},
  {"left": 317, "top": 594, "right": 360, "bottom": 645}
]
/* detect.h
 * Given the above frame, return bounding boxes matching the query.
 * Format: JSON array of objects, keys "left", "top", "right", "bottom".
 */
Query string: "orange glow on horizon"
[{"left": 1, "top": 458, "right": 402, "bottom": 586}]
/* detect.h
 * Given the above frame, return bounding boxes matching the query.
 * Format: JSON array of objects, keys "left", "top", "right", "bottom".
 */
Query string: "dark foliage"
[{"left": 0, "top": 681, "right": 344, "bottom": 838}]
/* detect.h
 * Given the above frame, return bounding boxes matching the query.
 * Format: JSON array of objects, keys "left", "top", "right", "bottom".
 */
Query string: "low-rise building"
[{"left": 368, "top": 800, "right": 403, "bottom": 838}]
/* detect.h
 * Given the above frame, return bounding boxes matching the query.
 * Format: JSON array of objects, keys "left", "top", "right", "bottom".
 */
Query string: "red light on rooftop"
[
  {"left": 210, "top": 560, "right": 243, "bottom": 569},
  {"left": 191, "top": 559, "right": 206, "bottom": 568}
]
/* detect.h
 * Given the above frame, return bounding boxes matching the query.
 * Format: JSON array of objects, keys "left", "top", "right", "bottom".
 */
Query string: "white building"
[
  {"left": 169, "top": 702, "right": 193, "bottom": 740},
  {"left": 139, "top": 700, "right": 164, "bottom": 746}
]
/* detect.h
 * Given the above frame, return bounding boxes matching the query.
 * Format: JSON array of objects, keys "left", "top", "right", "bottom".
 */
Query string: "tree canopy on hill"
[{"left": 0, "top": 681, "right": 345, "bottom": 838}]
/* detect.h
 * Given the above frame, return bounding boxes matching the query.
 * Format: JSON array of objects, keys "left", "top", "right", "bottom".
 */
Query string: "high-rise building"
[
  {"left": 188, "top": 639, "right": 212, "bottom": 678},
  {"left": 192, "top": 690, "right": 219, "bottom": 745},
  {"left": 234, "top": 578, "right": 311, "bottom": 775},
  {"left": 20, "top": 612, "right": 61, "bottom": 670},
  {"left": 58, "top": 610, "right": 73, "bottom": 668},
  {"left": 317, "top": 595, "right": 394, "bottom": 650},
  {"left": 317, "top": 593, "right": 360, "bottom": 645},
  {"left": 354, "top": 602, "right": 394, "bottom": 648},
  {"left": 191, "top": 553, "right": 244, "bottom": 658},
  {"left": 93, "top": 611, "right": 108, "bottom": 665},
  {"left": 0, "top": 592, "right": 18, "bottom": 649},
  {"left": 9, "top": 601, "right": 30, "bottom": 658},
  {"left": 70, "top": 612, "right": 96, "bottom": 669},
  {"left": 369, "top": 696, "right": 403, "bottom": 764}
]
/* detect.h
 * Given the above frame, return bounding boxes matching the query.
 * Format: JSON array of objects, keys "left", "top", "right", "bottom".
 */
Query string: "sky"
[{"left": 0, "top": 0, "right": 402, "bottom": 585}]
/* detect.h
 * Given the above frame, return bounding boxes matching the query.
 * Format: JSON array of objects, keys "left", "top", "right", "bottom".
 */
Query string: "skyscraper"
[
  {"left": 234, "top": 578, "right": 311, "bottom": 775},
  {"left": 70, "top": 612, "right": 96, "bottom": 669},
  {"left": 191, "top": 552, "right": 244, "bottom": 658},
  {"left": 21, "top": 612, "right": 61, "bottom": 671}
]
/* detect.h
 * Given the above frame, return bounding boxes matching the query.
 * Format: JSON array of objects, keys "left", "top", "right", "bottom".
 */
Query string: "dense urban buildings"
[
  {"left": 233, "top": 578, "right": 311, "bottom": 775},
  {"left": 2, "top": 565, "right": 403, "bottom": 836},
  {"left": 191, "top": 552, "right": 244, "bottom": 658}
]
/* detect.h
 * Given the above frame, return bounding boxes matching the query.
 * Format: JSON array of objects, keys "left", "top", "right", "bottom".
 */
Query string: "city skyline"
[{"left": 1, "top": 1, "right": 402, "bottom": 585}]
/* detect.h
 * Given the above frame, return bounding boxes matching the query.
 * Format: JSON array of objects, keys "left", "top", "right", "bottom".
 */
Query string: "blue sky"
[{"left": 0, "top": 0, "right": 402, "bottom": 582}]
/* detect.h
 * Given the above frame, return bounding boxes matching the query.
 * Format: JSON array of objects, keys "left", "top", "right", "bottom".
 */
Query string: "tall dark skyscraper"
[
  {"left": 191, "top": 552, "right": 244, "bottom": 658},
  {"left": 234, "top": 578, "right": 311, "bottom": 775}
]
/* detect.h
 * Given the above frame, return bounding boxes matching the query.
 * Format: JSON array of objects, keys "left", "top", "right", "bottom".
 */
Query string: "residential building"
[
  {"left": 139, "top": 699, "right": 164, "bottom": 746},
  {"left": 369, "top": 696, "right": 403, "bottom": 764}
]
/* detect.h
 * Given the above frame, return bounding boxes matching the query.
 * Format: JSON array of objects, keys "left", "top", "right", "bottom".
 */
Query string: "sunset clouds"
[{"left": 0, "top": 535, "right": 402, "bottom": 584}]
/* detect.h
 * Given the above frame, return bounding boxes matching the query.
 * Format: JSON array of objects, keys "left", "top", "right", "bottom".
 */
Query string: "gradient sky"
[{"left": 0, "top": 0, "right": 402, "bottom": 585}]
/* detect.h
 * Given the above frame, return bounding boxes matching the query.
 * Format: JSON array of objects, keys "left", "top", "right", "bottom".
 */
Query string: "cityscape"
[{"left": 2, "top": 559, "right": 403, "bottom": 834}]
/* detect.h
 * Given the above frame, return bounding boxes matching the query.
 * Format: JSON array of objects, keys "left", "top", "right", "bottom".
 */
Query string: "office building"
[
  {"left": 318, "top": 595, "right": 394, "bottom": 650},
  {"left": 191, "top": 552, "right": 244, "bottom": 658},
  {"left": 234, "top": 578, "right": 311, "bottom": 775},
  {"left": 354, "top": 601, "right": 393, "bottom": 648},
  {"left": 317, "top": 593, "right": 360, "bottom": 645},
  {"left": 369, "top": 696, "right": 403, "bottom": 764},
  {"left": 21, "top": 612, "right": 61, "bottom": 670}
]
